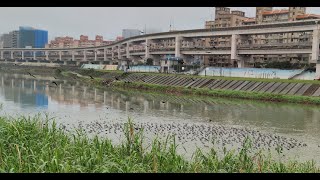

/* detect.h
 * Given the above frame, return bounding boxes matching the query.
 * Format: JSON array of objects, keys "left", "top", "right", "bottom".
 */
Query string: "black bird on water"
[
  {"left": 161, "top": 101, "right": 166, "bottom": 103},
  {"left": 51, "top": 81, "right": 58, "bottom": 86},
  {"left": 27, "top": 72, "right": 36, "bottom": 78},
  {"left": 89, "top": 75, "right": 94, "bottom": 79},
  {"left": 115, "top": 77, "right": 119, "bottom": 80}
]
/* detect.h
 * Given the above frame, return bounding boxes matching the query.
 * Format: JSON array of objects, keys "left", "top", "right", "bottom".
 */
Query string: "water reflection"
[{"left": 0, "top": 72, "right": 320, "bottom": 142}]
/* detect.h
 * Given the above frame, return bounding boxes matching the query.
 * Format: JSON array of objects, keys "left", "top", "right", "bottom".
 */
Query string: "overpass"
[{"left": 1, "top": 20, "right": 320, "bottom": 78}]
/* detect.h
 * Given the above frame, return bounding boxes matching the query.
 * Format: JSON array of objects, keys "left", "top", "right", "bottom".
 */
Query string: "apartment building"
[
  {"left": 46, "top": 35, "right": 114, "bottom": 48},
  {"left": 204, "top": 7, "right": 320, "bottom": 67}
]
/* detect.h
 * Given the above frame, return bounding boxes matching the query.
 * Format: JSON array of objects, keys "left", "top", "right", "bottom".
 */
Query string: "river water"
[{"left": 0, "top": 72, "right": 320, "bottom": 162}]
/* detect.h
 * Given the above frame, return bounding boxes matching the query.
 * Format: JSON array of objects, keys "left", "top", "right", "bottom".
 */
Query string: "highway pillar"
[
  {"left": 312, "top": 28, "right": 320, "bottom": 79},
  {"left": 71, "top": 51, "right": 75, "bottom": 61},
  {"left": 104, "top": 48, "right": 107, "bottom": 61},
  {"left": 231, "top": 34, "right": 240, "bottom": 67},
  {"left": 126, "top": 43, "right": 130, "bottom": 59},
  {"left": 175, "top": 36, "right": 182, "bottom": 58},
  {"left": 59, "top": 51, "right": 62, "bottom": 61},
  {"left": 45, "top": 51, "right": 49, "bottom": 60},
  {"left": 118, "top": 46, "right": 121, "bottom": 60},
  {"left": 83, "top": 50, "right": 87, "bottom": 61},
  {"left": 145, "top": 39, "right": 151, "bottom": 59}
]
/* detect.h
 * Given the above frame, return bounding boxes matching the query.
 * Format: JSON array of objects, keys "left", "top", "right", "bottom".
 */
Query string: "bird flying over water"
[
  {"left": 27, "top": 72, "right": 36, "bottom": 78},
  {"left": 51, "top": 81, "right": 58, "bottom": 86}
]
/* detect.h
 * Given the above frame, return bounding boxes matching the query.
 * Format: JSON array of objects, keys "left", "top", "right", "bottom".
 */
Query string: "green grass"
[
  {"left": 0, "top": 115, "right": 318, "bottom": 173},
  {"left": 112, "top": 81, "right": 320, "bottom": 105}
]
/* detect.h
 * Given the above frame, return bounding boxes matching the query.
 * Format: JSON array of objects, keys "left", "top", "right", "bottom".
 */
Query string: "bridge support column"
[
  {"left": 118, "top": 46, "right": 121, "bottom": 60},
  {"left": 231, "top": 34, "right": 240, "bottom": 67},
  {"left": 71, "top": 51, "right": 75, "bottom": 61},
  {"left": 10, "top": 51, "right": 13, "bottom": 59},
  {"left": 22, "top": 51, "right": 24, "bottom": 59},
  {"left": 45, "top": 51, "right": 49, "bottom": 60},
  {"left": 104, "top": 48, "right": 107, "bottom": 61},
  {"left": 312, "top": 28, "right": 320, "bottom": 79},
  {"left": 126, "top": 43, "right": 130, "bottom": 59},
  {"left": 76, "top": 61, "right": 80, "bottom": 66},
  {"left": 33, "top": 51, "right": 36, "bottom": 60},
  {"left": 0, "top": 51, "right": 3, "bottom": 59},
  {"left": 83, "top": 50, "right": 87, "bottom": 61},
  {"left": 145, "top": 39, "right": 151, "bottom": 59},
  {"left": 59, "top": 51, "right": 62, "bottom": 61},
  {"left": 111, "top": 47, "right": 115, "bottom": 61},
  {"left": 94, "top": 50, "right": 97, "bottom": 61},
  {"left": 175, "top": 36, "right": 182, "bottom": 58}
]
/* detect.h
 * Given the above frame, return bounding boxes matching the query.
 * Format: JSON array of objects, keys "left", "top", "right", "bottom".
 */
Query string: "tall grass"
[{"left": 0, "top": 115, "right": 318, "bottom": 173}]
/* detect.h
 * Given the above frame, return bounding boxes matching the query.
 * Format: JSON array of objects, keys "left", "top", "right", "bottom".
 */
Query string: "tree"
[{"left": 146, "top": 58, "right": 153, "bottom": 65}]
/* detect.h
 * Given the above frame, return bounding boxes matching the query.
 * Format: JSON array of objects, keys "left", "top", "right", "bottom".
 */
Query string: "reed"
[{"left": 0, "top": 115, "right": 318, "bottom": 173}]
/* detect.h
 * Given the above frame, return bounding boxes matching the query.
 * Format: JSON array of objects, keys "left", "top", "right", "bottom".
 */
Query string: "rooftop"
[
  {"left": 244, "top": 18, "right": 256, "bottom": 22},
  {"left": 296, "top": 14, "right": 320, "bottom": 19},
  {"left": 262, "top": 9, "right": 289, "bottom": 15}
]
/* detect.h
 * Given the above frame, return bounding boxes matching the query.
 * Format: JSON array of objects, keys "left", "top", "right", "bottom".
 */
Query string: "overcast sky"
[{"left": 1, "top": 7, "right": 320, "bottom": 41}]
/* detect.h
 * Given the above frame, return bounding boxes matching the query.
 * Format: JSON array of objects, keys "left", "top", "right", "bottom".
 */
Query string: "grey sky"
[{"left": 1, "top": 7, "right": 320, "bottom": 41}]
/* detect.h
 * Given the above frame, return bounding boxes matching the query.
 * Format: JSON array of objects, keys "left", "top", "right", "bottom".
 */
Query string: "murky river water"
[{"left": 1, "top": 72, "right": 320, "bottom": 162}]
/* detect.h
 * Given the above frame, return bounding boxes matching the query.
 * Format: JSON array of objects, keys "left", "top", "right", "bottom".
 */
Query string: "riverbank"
[
  {"left": 0, "top": 115, "right": 318, "bottom": 173},
  {"left": 2, "top": 63, "right": 320, "bottom": 105},
  {"left": 112, "top": 81, "right": 320, "bottom": 105},
  {"left": 56, "top": 69, "right": 320, "bottom": 105}
]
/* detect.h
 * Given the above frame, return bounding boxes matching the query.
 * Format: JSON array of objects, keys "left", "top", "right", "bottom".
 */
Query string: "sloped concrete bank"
[{"left": 111, "top": 73, "right": 320, "bottom": 105}]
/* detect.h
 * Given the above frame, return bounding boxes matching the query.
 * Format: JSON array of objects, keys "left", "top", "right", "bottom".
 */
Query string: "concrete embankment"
[{"left": 117, "top": 73, "right": 320, "bottom": 98}]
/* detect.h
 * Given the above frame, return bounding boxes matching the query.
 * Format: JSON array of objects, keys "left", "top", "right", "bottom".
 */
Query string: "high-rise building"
[
  {"left": 10, "top": 30, "right": 19, "bottom": 48},
  {"left": 122, "top": 29, "right": 141, "bottom": 39},
  {"left": 204, "top": 7, "right": 320, "bottom": 67},
  {"left": 1, "top": 33, "right": 12, "bottom": 48},
  {"left": 0, "top": 30, "right": 19, "bottom": 48},
  {"left": 18, "top": 26, "right": 48, "bottom": 48},
  {"left": 213, "top": 7, "right": 248, "bottom": 28}
]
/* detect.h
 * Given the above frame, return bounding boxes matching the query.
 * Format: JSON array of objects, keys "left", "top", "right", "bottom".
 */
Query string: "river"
[{"left": 0, "top": 72, "right": 320, "bottom": 163}]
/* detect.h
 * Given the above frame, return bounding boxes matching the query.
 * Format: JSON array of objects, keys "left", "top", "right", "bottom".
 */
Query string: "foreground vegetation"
[
  {"left": 112, "top": 81, "right": 320, "bottom": 105},
  {"left": 0, "top": 115, "right": 318, "bottom": 173}
]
